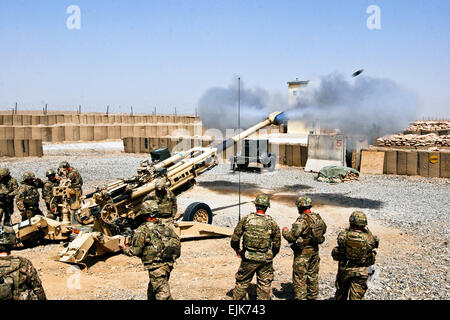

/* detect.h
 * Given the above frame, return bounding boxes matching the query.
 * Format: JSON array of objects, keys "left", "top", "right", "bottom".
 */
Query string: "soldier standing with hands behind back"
[
  {"left": 15, "top": 172, "right": 44, "bottom": 222},
  {"left": 230, "top": 194, "right": 281, "bottom": 300},
  {"left": 0, "top": 168, "right": 18, "bottom": 226}
]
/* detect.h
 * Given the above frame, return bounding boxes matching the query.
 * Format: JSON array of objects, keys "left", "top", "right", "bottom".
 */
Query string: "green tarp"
[{"left": 315, "top": 165, "right": 360, "bottom": 183}]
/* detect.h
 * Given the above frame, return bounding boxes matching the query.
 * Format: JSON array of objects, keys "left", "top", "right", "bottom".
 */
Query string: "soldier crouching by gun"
[
  {"left": 58, "top": 161, "right": 83, "bottom": 211},
  {"left": 332, "top": 211, "right": 379, "bottom": 300},
  {"left": 15, "top": 172, "right": 44, "bottom": 222}
]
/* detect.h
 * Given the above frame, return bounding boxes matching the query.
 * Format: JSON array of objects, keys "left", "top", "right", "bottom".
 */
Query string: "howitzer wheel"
[
  {"left": 100, "top": 203, "right": 120, "bottom": 225},
  {"left": 182, "top": 202, "right": 213, "bottom": 224}
]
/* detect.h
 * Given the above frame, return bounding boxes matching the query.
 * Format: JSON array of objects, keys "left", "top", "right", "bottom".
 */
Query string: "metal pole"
[
  {"left": 238, "top": 76, "right": 241, "bottom": 221},
  {"left": 106, "top": 105, "right": 109, "bottom": 115},
  {"left": 15, "top": 102, "right": 18, "bottom": 115}
]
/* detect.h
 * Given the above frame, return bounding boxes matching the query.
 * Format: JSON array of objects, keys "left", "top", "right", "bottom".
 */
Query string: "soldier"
[
  {"left": 143, "top": 178, "right": 177, "bottom": 223},
  {"left": 0, "top": 168, "right": 19, "bottom": 226},
  {"left": 332, "top": 211, "right": 379, "bottom": 300},
  {"left": 15, "top": 172, "right": 44, "bottom": 222},
  {"left": 0, "top": 225, "right": 46, "bottom": 300},
  {"left": 282, "top": 196, "right": 327, "bottom": 300},
  {"left": 230, "top": 194, "right": 281, "bottom": 300},
  {"left": 42, "top": 169, "right": 61, "bottom": 220},
  {"left": 58, "top": 161, "right": 83, "bottom": 207},
  {"left": 121, "top": 200, "right": 181, "bottom": 300}
]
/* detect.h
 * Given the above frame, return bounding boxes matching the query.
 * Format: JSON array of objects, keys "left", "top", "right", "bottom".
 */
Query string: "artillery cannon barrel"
[{"left": 214, "top": 111, "right": 285, "bottom": 153}]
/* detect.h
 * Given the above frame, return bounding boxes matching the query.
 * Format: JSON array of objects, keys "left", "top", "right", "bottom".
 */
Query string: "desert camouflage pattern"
[
  {"left": 0, "top": 256, "right": 46, "bottom": 300},
  {"left": 230, "top": 212, "right": 281, "bottom": 300},
  {"left": 61, "top": 168, "right": 83, "bottom": 191},
  {"left": 15, "top": 182, "right": 43, "bottom": 221},
  {"left": 0, "top": 174, "right": 18, "bottom": 225},
  {"left": 123, "top": 220, "right": 179, "bottom": 300},
  {"left": 332, "top": 227, "right": 379, "bottom": 300},
  {"left": 144, "top": 188, "right": 177, "bottom": 221},
  {"left": 42, "top": 178, "right": 62, "bottom": 216},
  {"left": 283, "top": 211, "right": 326, "bottom": 300}
]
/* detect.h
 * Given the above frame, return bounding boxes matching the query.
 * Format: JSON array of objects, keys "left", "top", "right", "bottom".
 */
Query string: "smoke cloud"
[{"left": 198, "top": 72, "right": 419, "bottom": 140}]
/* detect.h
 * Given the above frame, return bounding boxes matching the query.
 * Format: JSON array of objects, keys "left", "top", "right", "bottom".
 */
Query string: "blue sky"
[{"left": 0, "top": 0, "right": 448, "bottom": 116}]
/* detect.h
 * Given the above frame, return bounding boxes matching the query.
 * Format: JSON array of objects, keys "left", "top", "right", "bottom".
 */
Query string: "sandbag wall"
[
  {"left": 123, "top": 137, "right": 308, "bottom": 167},
  {"left": 0, "top": 139, "right": 43, "bottom": 157},
  {"left": 358, "top": 148, "right": 450, "bottom": 178},
  {"left": 0, "top": 113, "right": 201, "bottom": 143}
]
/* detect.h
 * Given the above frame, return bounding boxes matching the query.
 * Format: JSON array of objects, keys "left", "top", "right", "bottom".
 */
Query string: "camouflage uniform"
[
  {"left": 143, "top": 178, "right": 177, "bottom": 223},
  {"left": 123, "top": 200, "right": 181, "bottom": 300},
  {"left": 0, "top": 226, "right": 46, "bottom": 300},
  {"left": 42, "top": 170, "right": 62, "bottom": 219},
  {"left": 58, "top": 162, "right": 83, "bottom": 213},
  {"left": 230, "top": 194, "right": 281, "bottom": 300},
  {"left": 15, "top": 172, "right": 44, "bottom": 221},
  {"left": 282, "top": 196, "right": 327, "bottom": 300},
  {"left": 0, "top": 168, "right": 19, "bottom": 225},
  {"left": 332, "top": 211, "right": 379, "bottom": 300}
]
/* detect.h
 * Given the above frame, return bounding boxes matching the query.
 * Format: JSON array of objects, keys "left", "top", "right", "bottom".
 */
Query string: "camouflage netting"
[{"left": 315, "top": 166, "right": 359, "bottom": 183}]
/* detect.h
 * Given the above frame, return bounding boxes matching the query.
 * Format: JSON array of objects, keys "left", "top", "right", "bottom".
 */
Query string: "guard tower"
[{"left": 287, "top": 78, "right": 309, "bottom": 107}]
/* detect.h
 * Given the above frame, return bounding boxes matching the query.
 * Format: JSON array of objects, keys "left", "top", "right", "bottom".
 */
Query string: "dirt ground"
[{"left": 10, "top": 182, "right": 421, "bottom": 300}]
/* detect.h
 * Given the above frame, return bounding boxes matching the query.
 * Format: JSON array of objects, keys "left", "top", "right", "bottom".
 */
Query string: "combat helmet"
[
  {"left": 59, "top": 161, "right": 70, "bottom": 169},
  {"left": 46, "top": 169, "right": 56, "bottom": 177},
  {"left": 141, "top": 200, "right": 160, "bottom": 218},
  {"left": 295, "top": 196, "right": 312, "bottom": 208},
  {"left": 349, "top": 211, "right": 367, "bottom": 228},
  {"left": 0, "top": 167, "right": 10, "bottom": 179},
  {"left": 22, "top": 171, "right": 36, "bottom": 182},
  {"left": 253, "top": 194, "right": 270, "bottom": 208},
  {"left": 0, "top": 225, "right": 16, "bottom": 250}
]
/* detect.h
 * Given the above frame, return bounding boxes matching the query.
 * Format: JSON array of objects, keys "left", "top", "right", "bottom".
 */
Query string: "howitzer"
[{"left": 57, "top": 111, "right": 286, "bottom": 265}]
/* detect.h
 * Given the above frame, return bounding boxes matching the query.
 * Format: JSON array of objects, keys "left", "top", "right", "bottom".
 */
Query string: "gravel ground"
[{"left": 1, "top": 151, "right": 449, "bottom": 300}]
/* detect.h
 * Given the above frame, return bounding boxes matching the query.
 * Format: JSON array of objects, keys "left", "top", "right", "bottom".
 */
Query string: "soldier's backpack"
[
  {"left": 243, "top": 214, "right": 272, "bottom": 253},
  {"left": 0, "top": 258, "right": 21, "bottom": 300},
  {"left": 305, "top": 213, "right": 327, "bottom": 245},
  {"left": 150, "top": 224, "right": 181, "bottom": 261},
  {"left": 344, "top": 230, "right": 371, "bottom": 263}
]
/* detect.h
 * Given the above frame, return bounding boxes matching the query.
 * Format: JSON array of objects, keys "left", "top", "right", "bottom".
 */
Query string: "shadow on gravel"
[
  {"left": 306, "top": 193, "right": 384, "bottom": 209},
  {"left": 198, "top": 181, "right": 261, "bottom": 197}
]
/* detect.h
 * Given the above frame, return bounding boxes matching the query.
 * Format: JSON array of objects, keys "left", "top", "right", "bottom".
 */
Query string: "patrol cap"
[
  {"left": 349, "top": 211, "right": 367, "bottom": 227},
  {"left": 253, "top": 193, "right": 270, "bottom": 208}
]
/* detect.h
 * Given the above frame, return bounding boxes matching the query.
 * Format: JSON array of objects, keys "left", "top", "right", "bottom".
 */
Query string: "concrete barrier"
[{"left": 305, "top": 134, "right": 346, "bottom": 172}]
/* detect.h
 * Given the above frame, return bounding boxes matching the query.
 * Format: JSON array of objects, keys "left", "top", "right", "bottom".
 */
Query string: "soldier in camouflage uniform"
[
  {"left": 121, "top": 200, "right": 181, "bottom": 300},
  {"left": 58, "top": 161, "right": 83, "bottom": 211},
  {"left": 0, "top": 225, "right": 46, "bottom": 300},
  {"left": 0, "top": 168, "right": 19, "bottom": 226},
  {"left": 143, "top": 178, "right": 177, "bottom": 223},
  {"left": 15, "top": 172, "right": 44, "bottom": 222},
  {"left": 230, "top": 194, "right": 281, "bottom": 300},
  {"left": 42, "top": 169, "right": 62, "bottom": 220},
  {"left": 332, "top": 211, "right": 379, "bottom": 300},
  {"left": 282, "top": 196, "right": 327, "bottom": 300}
]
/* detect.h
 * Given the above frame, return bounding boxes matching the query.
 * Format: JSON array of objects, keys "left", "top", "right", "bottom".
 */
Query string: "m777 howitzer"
[
  {"left": 12, "top": 179, "right": 75, "bottom": 247},
  {"left": 57, "top": 111, "right": 286, "bottom": 265}
]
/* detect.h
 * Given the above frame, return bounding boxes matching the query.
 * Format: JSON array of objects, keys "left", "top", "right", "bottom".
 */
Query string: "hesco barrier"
[
  {"left": 0, "top": 123, "right": 202, "bottom": 142},
  {"left": 0, "top": 139, "right": 43, "bottom": 157},
  {"left": 123, "top": 136, "right": 308, "bottom": 167},
  {"left": 358, "top": 148, "right": 450, "bottom": 178},
  {"left": 0, "top": 114, "right": 199, "bottom": 126}
]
